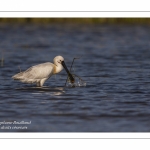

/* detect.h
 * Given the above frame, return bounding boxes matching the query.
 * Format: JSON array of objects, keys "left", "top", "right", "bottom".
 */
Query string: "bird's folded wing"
[
  {"left": 12, "top": 62, "right": 54, "bottom": 80},
  {"left": 24, "top": 62, "right": 54, "bottom": 79}
]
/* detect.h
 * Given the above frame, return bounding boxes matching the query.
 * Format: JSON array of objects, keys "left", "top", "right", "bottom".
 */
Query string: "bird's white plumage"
[{"left": 12, "top": 56, "right": 65, "bottom": 87}]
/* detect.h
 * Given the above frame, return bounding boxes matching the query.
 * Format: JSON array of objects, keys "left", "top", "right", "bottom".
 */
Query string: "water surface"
[{"left": 0, "top": 24, "right": 150, "bottom": 132}]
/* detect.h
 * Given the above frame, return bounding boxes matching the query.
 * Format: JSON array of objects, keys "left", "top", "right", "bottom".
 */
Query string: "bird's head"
[
  {"left": 53, "top": 55, "right": 64, "bottom": 64},
  {"left": 53, "top": 56, "right": 75, "bottom": 83}
]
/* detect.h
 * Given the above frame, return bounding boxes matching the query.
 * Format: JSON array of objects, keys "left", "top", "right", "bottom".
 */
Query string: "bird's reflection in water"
[
  {"left": 51, "top": 91, "right": 64, "bottom": 96},
  {"left": 16, "top": 86, "right": 65, "bottom": 96}
]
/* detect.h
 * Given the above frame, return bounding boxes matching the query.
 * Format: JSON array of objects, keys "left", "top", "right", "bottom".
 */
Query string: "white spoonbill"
[{"left": 12, "top": 56, "right": 75, "bottom": 87}]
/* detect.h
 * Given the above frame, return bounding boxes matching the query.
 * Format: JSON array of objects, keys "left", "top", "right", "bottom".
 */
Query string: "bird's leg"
[
  {"left": 39, "top": 78, "right": 47, "bottom": 87},
  {"left": 36, "top": 82, "right": 40, "bottom": 87}
]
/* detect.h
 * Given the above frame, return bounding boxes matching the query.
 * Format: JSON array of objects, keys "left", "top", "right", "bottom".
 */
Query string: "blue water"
[{"left": 0, "top": 23, "right": 150, "bottom": 132}]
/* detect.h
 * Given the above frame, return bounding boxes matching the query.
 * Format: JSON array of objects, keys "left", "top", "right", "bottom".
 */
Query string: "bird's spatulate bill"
[{"left": 61, "top": 61, "right": 75, "bottom": 83}]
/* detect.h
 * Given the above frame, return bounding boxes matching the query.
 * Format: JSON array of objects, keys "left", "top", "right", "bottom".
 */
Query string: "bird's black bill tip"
[
  {"left": 68, "top": 74, "right": 75, "bottom": 83},
  {"left": 61, "top": 61, "right": 75, "bottom": 83}
]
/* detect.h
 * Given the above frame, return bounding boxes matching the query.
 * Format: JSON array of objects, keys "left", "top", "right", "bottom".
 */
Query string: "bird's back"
[{"left": 12, "top": 62, "right": 55, "bottom": 84}]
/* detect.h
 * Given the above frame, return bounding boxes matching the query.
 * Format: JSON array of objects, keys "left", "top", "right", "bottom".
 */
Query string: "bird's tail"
[
  {"left": 12, "top": 71, "right": 40, "bottom": 84},
  {"left": 12, "top": 72, "right": 24, "bottom": 80}
]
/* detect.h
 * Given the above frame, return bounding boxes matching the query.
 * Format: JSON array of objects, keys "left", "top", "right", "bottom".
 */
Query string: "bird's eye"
[{"left": 60, "top": 60, "right": 61, "bottom": 61}]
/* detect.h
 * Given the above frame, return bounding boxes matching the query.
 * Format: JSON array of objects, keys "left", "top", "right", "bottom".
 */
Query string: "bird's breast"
[{"left": 53, "top": 65, "right": 63, "bottom": 74}]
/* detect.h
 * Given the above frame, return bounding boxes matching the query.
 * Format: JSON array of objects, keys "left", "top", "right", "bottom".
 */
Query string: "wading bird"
[{"left": 12, "top": 56, "right": 75, "bottom": 87}]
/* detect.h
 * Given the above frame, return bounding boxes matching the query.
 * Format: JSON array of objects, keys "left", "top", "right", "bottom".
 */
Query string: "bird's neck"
[{"left": 53, "top": 64, "right": 63, "bottom": 74}]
